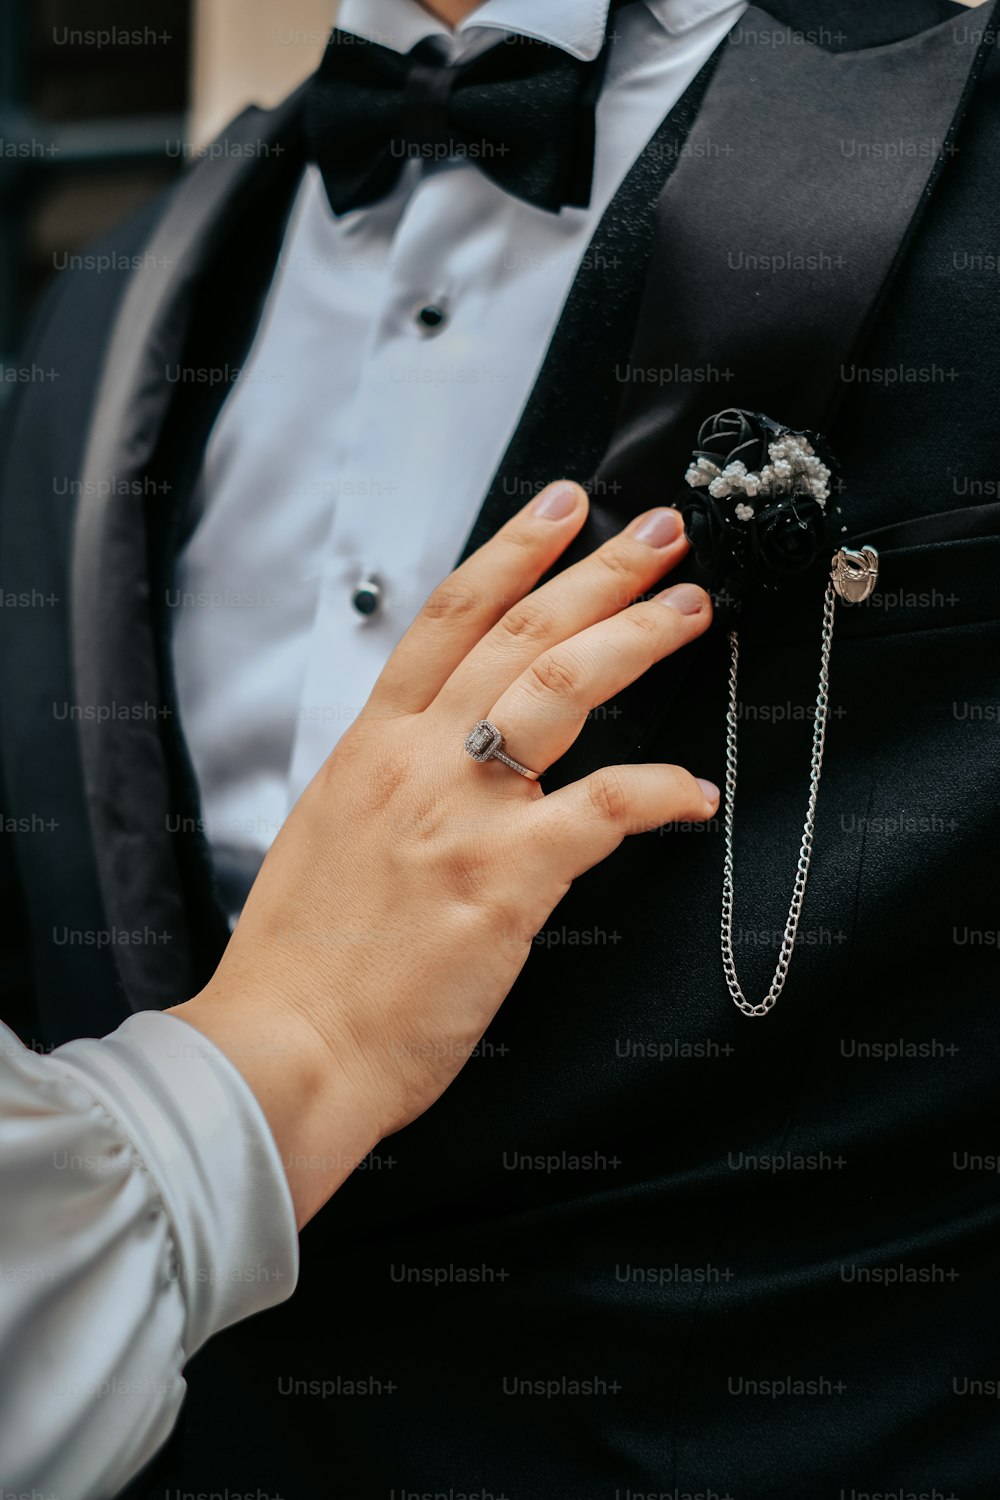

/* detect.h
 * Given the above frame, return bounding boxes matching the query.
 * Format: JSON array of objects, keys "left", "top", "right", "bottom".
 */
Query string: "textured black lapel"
[
  {"left": 70, "top": 95, "right": 306, "bottom": 1011},
  {"left": 467, "top": 0, "right": 997, "bottom": 786}
]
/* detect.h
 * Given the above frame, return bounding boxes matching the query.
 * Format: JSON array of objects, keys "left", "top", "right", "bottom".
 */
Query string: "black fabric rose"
[
  {"left": 681, "top": 407, "right": 834, "bottom": 590},
  {"left": 689, "top": 408, "right": 785, "bottom": 479},
  {"left": 750, "top": 496, "right": 828, "bottom": 576},
  {"left": 680, "top": 492, "right": 728, "bottom": 571}
]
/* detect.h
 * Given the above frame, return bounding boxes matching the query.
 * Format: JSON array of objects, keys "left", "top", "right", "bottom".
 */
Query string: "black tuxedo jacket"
[{"left": 2, "top": 2, "right": 1000, "bottom": 1495}]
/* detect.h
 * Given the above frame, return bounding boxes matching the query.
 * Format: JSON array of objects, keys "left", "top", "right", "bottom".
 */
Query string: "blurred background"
[{"left": 0, "top": 0, "right": 334, "bottom": 384}]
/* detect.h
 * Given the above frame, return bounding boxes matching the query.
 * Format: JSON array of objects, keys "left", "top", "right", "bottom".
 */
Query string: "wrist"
[{"left": 168, "top": 982, "right": 385, "bottom": 1228}]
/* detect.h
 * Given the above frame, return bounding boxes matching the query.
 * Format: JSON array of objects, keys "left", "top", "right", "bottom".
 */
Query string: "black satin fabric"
[{"left": 0, "top": 1, "right": 998, "bottom": 1497}]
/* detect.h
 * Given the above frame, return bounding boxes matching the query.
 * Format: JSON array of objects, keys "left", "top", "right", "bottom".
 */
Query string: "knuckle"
[
  {"left": 480, "top": 891, "right": 534, "bottom": 951},
  {"left": 526, "top": 649, "right": 583, "bottom": 705},
  {"left": 502, "top": 518, "right": 544, "bottom": 556},
  {"left": 438, "top": 829, "right": 522, "bottom": 912},
  {"left": 391, "top": 795, "right": 447, "bottom": 843},
  {"left": 670, "top": 763, "right": 700, "bottom": 796},
  {"left": 421, "top": 584, "right": 480, "bottom": 624},
  {"left": 495, "top": 597, "right": 554, "bottom": 646},
  {"left": 588, "top": 768, "right": 630, "bottom": 825},
  {"left": 592, "top": 543, "right": 638, "bottom": 602},
  {"left": 663, "top": 765, "right": 707, "bottom": 821},
  {"left": 657, "top": 762, "right": 689, "bottom": 799},
  {"left": 626, "top": 602, "right": 667, "bottom": 645}
]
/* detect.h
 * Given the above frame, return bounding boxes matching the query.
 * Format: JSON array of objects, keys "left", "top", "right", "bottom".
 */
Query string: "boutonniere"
[
  {"left": 681, "top": 408, "right": 835, "bottom": 585},
  {"left": 679, "top": 408, "right": 879, "bottom": 1020}
]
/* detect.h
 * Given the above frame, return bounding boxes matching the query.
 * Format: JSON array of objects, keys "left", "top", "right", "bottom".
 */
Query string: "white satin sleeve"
[{"left": 0, "top": 1011, "right": 298, "bottom": 1500}]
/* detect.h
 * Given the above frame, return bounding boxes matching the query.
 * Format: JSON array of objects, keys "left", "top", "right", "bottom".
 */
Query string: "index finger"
[{"left": 369, "top": 481, "right": 589, "bottom": 715}]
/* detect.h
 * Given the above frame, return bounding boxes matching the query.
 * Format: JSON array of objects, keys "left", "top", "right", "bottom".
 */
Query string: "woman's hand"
[{"left": 171, "top": 482, "right": 716, "bottom": 1224}]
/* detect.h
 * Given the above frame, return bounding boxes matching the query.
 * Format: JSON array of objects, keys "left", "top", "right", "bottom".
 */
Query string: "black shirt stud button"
[
  {"left": 414, "top": 302, "right": 447, "bottom": 334},
  {"left": 351, "top": 577, "right": 381, "bottom": 617}
]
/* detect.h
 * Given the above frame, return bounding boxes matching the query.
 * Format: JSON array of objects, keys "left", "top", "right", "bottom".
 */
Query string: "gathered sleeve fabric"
[{"left": 0, "top": 1011, "right": 298, "bottom": 1500}]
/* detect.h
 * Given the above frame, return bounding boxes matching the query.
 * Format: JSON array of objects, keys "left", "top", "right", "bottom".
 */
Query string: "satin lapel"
[
  {"left": 548, "top": 0, "right": 998, "bottom": 779},
  {"left": 70, "top": 95, "right": 306, "bottom": 1011},
  {"left": 461, "top": 2, "right": 998, "bottom": 566},
  {"left": 591, "top": 1, "right": 1000, "bottom": 511}
]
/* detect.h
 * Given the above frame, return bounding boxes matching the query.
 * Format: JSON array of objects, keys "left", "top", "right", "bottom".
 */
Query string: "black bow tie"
[{"left": 301, "top": 25, "right": 614, "bottom": 216}]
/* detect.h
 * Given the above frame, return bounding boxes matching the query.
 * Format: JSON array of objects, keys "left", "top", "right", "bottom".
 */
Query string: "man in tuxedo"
[{"left": 2, "top": 0, "right": 999, "bottom": 1495}]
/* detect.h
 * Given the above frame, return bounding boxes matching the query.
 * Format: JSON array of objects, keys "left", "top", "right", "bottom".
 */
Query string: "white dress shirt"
[
  {"left": 171, "top": 0, "right": 746, "bottom": 922},
  {"left": 0, "top": 1013, "right": 296, "bottom": 1499}
]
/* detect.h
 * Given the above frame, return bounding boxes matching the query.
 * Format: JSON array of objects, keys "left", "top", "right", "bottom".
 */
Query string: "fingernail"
[
  {"left": 531, "top": 481, "right": 580, "bottom": 520},
  {"left": 657, "top": 583, "right": 706, "bottom": 615},
  {"left": 696, "top": 777, "right": 720, "bottom": 806},
  {"left": 633, "top": 508, "right": 682, "bottom": 548}
]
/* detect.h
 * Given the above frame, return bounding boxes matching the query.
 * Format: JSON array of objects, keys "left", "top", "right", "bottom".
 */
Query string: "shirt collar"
[
  {"left": 335, "top": 0, "right": 612, "bottom": 61},
  {"left": 334, "top": 0, "right": 742, "bottom": 60}
]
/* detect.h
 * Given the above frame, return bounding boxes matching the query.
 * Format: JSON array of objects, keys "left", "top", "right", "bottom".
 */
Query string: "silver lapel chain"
[{"left": 720, "top": 545, "right": 879, "bottom": 1018}]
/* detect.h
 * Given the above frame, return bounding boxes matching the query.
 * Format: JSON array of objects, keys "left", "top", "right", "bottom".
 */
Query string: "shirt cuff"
[{"left": 53, "top": 1010, "right": 299, "bottom": 1356}]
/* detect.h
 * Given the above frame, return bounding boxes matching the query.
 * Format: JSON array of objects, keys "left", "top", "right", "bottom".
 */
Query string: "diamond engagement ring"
[{"left": 463, "top": 719, "right": 541, "bottom": 780}]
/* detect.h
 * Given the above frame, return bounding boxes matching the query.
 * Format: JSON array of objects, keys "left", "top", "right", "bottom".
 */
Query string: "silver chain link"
[{"left": 720, "top": 576, "right": 837, "bottom": 1018}]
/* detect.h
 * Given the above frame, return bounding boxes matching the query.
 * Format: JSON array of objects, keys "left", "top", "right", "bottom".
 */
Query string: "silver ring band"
[{"left": 464, "top": 719, "right": 540, "bottom": 781}]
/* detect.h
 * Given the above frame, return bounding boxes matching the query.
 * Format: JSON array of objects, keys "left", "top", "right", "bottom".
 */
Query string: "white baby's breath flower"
[
  {"left": 687, "top": 418, "right": 831, "bottom": 533},
  {"left": 710, "top": 460, "right": 753, "bottom": 499},
  {"left": 685, "top": 456, "right": 722, "bottom": 488}
]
